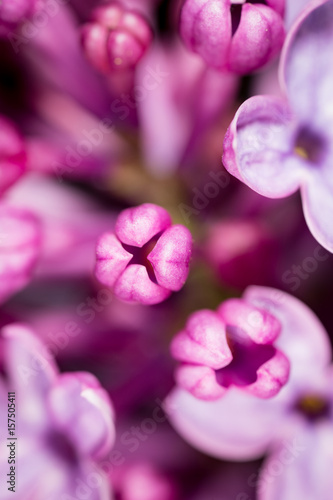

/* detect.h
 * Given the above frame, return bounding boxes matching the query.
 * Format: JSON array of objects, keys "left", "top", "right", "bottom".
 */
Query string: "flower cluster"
[{"left": 1, "top": 0, "right": 333, "bottom": 499}]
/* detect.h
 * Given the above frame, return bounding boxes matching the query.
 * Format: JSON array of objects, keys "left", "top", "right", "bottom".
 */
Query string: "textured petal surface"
[
  {"left": 223, "top": 95, "right": 305, "bottom": 198},
  {"left": 114, "top": 264, "right": 171, "bottom": 304},
  {"left": 171, "top": 310, "right": 232, "bottom": 369},
  {"left": 229, "top": 4, "right": 285, "bottom": 73},
  {"left": 95, "top": 232, "right": 132, "bottom": 288},
  {"left": 148, "top": 225, "right": 192, "bottom": 291},
  {"left": 115, "top": 203, "right": 171, "bottom": 247},
  {"left": 175, "top": 364, "right": 226, "bottom": 400}
]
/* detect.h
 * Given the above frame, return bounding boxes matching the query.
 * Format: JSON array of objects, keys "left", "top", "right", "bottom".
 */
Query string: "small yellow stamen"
[
  {"left": 114, "top": 57, "right": 123, "bottom": 66},
  {"left": 298, "top": 394, "right": 327, "bottom": 415},
  {"left": 294, "top": 146, "right": 309, "bottom": 160}
]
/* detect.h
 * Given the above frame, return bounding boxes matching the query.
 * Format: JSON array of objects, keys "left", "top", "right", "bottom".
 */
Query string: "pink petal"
[
  {"left": 243, "top": 348, "right": 290, "bottom": 398},
  {"left": 223, "top": 95, "right": 305, "bottom": 198},
  {"left": 218, "top": 298, "right": 282, "bottom": 344},
  {"left": 148, "top": 225, "right": 192, "bottom": 291},
  {"left": 95, "top": 232, "right": 132, "bottom": 288},
  {"left": 115, "top": 203, "right": 171, "bottom": 247},
  {"left": 114, "top": 264, "right": 171, "bottom": 304},
  {"left": 175, "top": 364, "right": 226, "bottom": 400},
  {"left": 170, "top": 310, "right": 232, "bottom": 369}
]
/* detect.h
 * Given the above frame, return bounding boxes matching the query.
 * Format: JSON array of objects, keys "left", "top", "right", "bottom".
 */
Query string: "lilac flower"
[
  {"left": 223, "top": 0, "right": 333, "bottom": 252},
  {"left": 180, "top": 0, "right": 285, "bottom": 74},
  {"left": 0, "top": 324, "right": 115, "bottom": 500},
  {"left": 95, "top": 203, "right": 192, "bottom": 305},
  {"left": 0, "top": 206, "right": 41, "bottom": 303},
  {"left": 81, "top": 2, "right": 153, "bottom": 74},
  {"left": 0, "top": 116, "right": 26, "bottom": 195},
  {"left": 171, "top": 291, "right": 290, "bottom": 400},
  {"left": 166, "top": 287, "right": 332, "bottom": 498}
]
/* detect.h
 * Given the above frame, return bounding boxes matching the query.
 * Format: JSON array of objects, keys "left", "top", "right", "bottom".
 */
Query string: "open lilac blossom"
[
  {"left": 0, "top": 116, "right": 26, "bottom": 195},
  {"left": 171, "top": 291, "right": 290, "bottom": 400},
  {"left": 0, "top": 205, "right": 41, "bottom": 303},
  {"left": 180, "top": 0, "right": 285, "bottom": 74},
  {"left": 223, "top": 0, "right": 333, "bottom": 252},
  {"left": 81, "top": 2, "right": 153, "bottom": 74},
  {"left": 0, "top": 324, "right": 115, "bottom": 500},
  {"left": 95, "top": 203, "right": 192, "bottom": 305},
  {"left": 166, "top": 287, "right": 332, "bottom": 461}
]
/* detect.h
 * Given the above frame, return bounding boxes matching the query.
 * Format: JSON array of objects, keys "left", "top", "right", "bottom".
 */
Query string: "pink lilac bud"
[
  {"left": 0, "top": 0, "right": 39, "bottom": 28},
  {"left": 95, "top": 203, "right": 192, "bottom": 305},
  {"left": 180, "top": 0, "right": 285, "bottom": 74},
  {"left": 0, "top": 206, "right": 41, "bottom": 303},
  {"left": 0, "top": 116, "right": 26, "bottom": 195},
  {"left": 81, "top": 2, "right": 153, "bottom": 74},
  {"left": 171, "top": 296, "right": 290, "bottom": 400}
]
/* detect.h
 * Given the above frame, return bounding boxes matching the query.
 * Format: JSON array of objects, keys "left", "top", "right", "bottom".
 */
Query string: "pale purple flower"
[
  {"left": 171, "top": 291, "right": 290, "bottom": 401},
  {"left": 180, "top": 0, "right": 285, "bottom": 74},
  {"left": 95, "top": 203, "right": 192, "bottom": 305},
  {"left": 81, "top": 2, "right": 153, "bottom": 74},
  {"left": 223, "top": 0, "right": 333, "bottom": 252},
  {"left": 0, "top": 116, "right": 26, "bottom": 195},
  {"left": 0, "top": 205, "right": 41, "bottom": 303},
  {"left": 0, "top": 324, "right": 115, "bottom": 500},
  {"left": 166, "top": 287, "right": 332, "bottom": 490}
]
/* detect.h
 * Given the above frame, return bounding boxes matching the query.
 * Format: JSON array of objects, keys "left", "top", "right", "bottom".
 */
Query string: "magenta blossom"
[
  {"left": 0, "top": 116, "right": 26, "bottom": 195},
  {"left": 81, "top": 2, "right": 153, "bottom": 74},
  {"left": 223, "top": 0, "right": 333, "bottom": 252},
  {"left": 0, "top": 324, "right": 115, "bottom": 500},
  {"left": 171, "top": 292, "right": 290, "bottom": 401},
  {"left": 0, "top": 206, "right": 41, "bottom": 303},
  {"left": 167, "top": 286, "right": 333, "bottom": 499},
  {"left": 95, "top": 203, "right": 192, "bottom": 305},
  {"left": 180, "top": 0, "right": 285, "bottom": 74}
]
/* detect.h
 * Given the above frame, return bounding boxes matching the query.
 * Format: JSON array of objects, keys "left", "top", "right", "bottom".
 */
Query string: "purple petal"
[
  {"left": 115, "top": 203, "right": 171, "bottom": 247},
  {"left": 174, "top": 364, "right": 226, "bottom": 400},
  {"left": 281, "top": 0, "right": 333, "bottom": 135},
  {"left": 170, "top": 310, "right": 232, "bottom": 369},
  {"left": 243, "top": 348, "right": 290, "bottom": 398},
  {"left": 48, "top": 372, "right": 115, "bottom": 460},
  {"left": 301, "top": 174, "right": 333, "bottom": 252},
  {"left": 258, "top": 424, "right": 333, "bottom": 500},
  {"left": 114, "top": 264, "right": 171, "bottom": 304},
  {"left": 244, "top": 286, "right": 332, "bottom": 380},
  {"left": 148, "top": 225, "right": 192, "bottom": 291},
  {"left": 229, "top": 4, "right": 285, "bottom": 73},
  {"left": 218, "top": 298, "right": 282, "bottom": 344},
  {"left": 165, "top": 387, "right": 288, "bottom": 460},
  {"left": 95, "top": 232, "right": 132, "bottom": 288},
  {"left": 223, "top": 95, "right": 305, "bottom": 198}
]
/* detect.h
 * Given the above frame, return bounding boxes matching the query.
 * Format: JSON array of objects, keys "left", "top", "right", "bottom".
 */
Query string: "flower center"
[
  {"left": 295, "top": 394, "right": 330, "bottom": 422},
  {"left": 294, "top": 127, "right": 327, "bottom": 164},
  {"left": 45, "top": 431, "right": 78, "bottom": 466},
  {"left": 122, "top": 236, "right": 159, "bottom": 283},
  {"left": 216, "top": 326, "right": 275, "bottom": 388}
]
